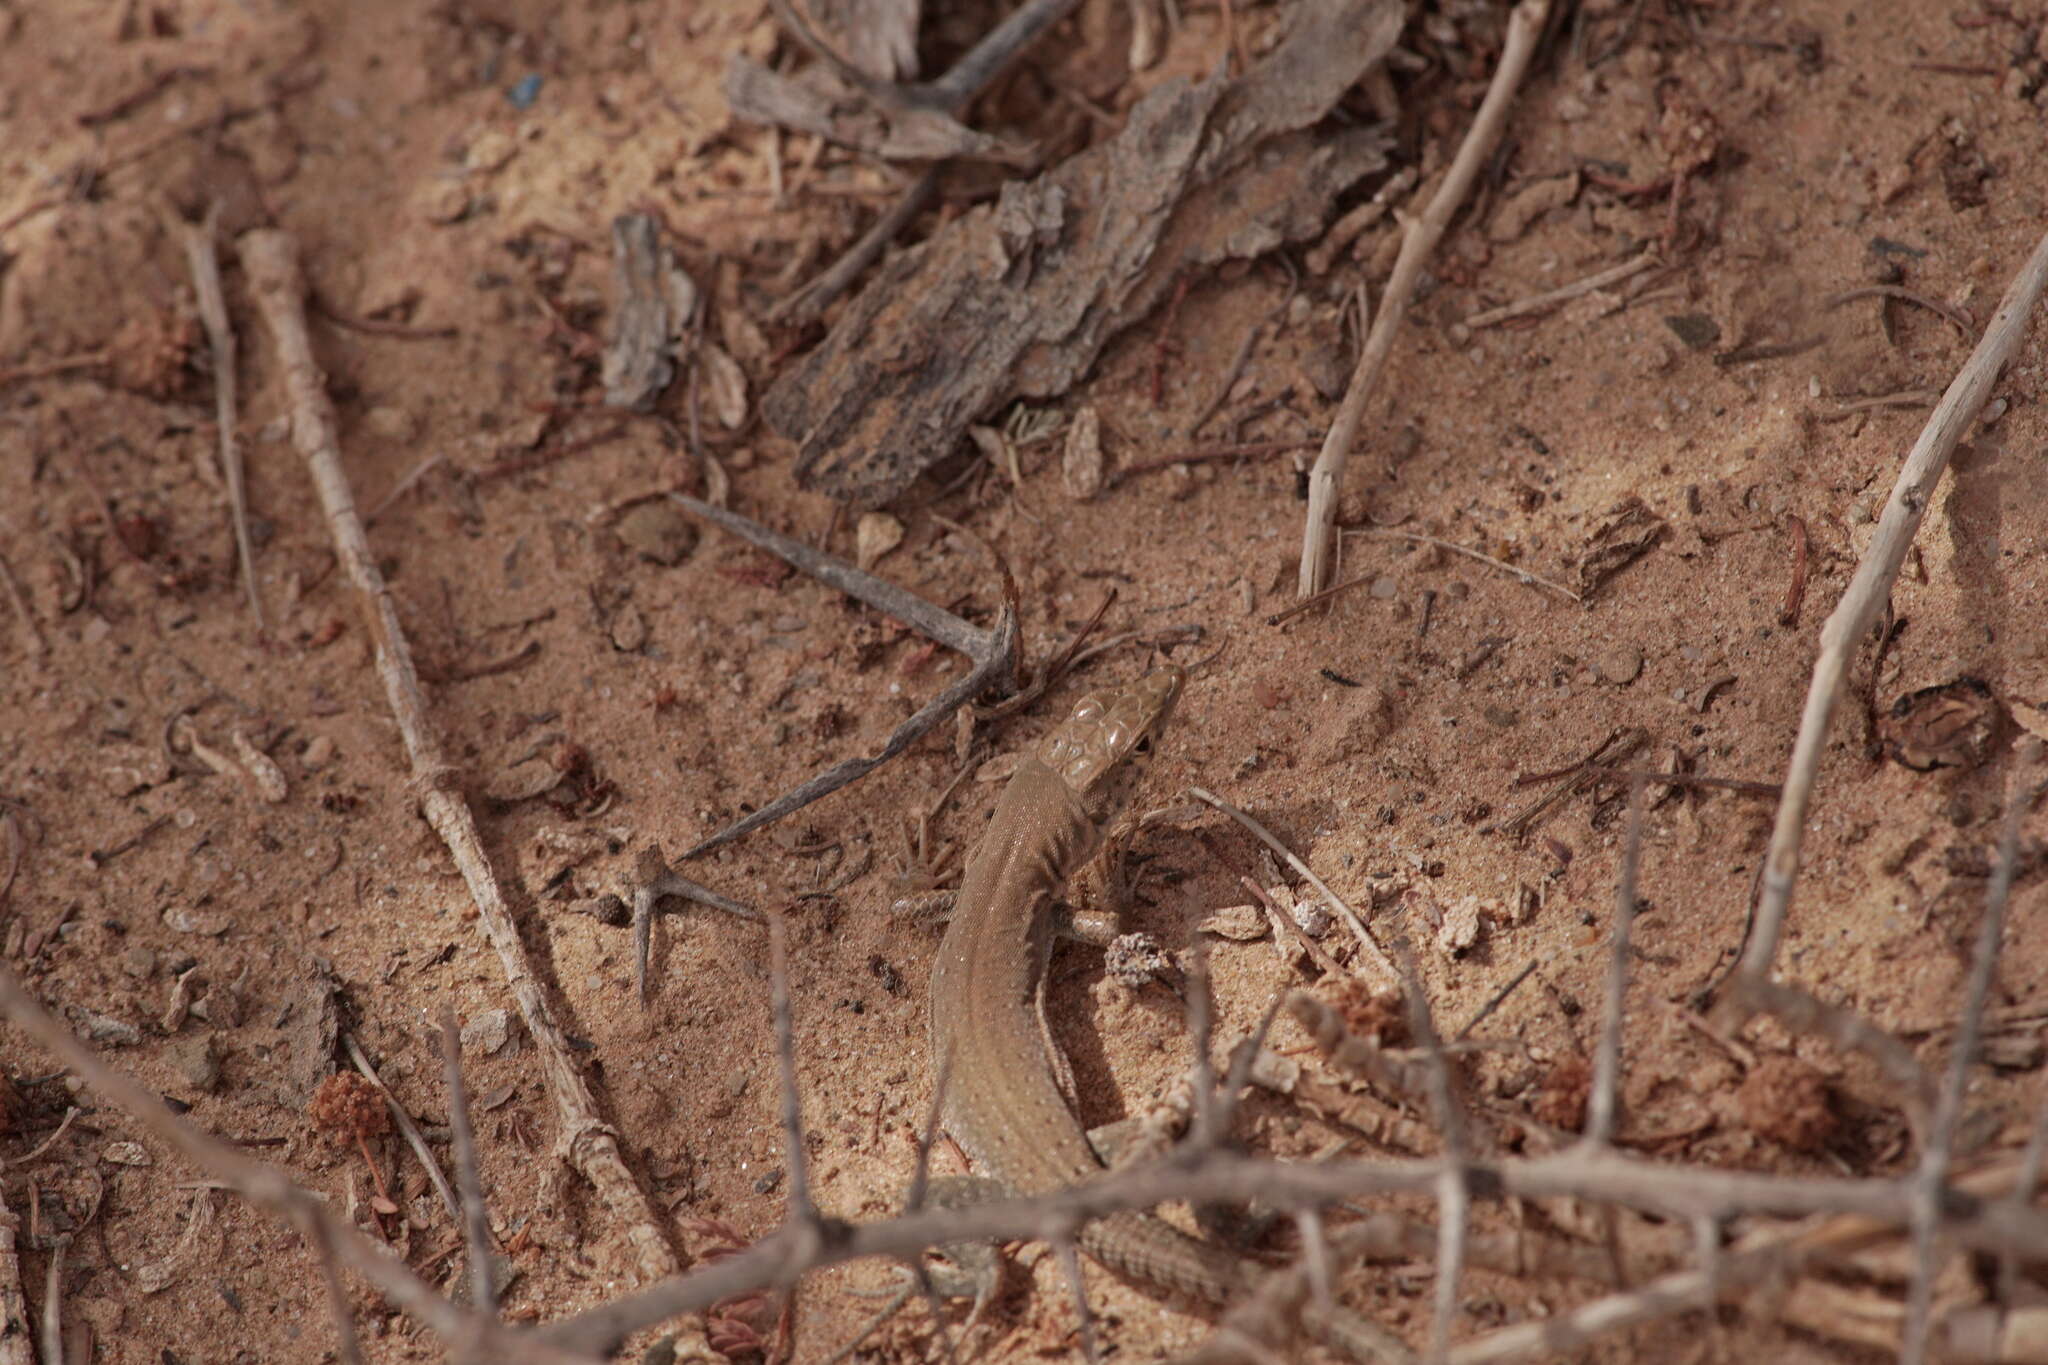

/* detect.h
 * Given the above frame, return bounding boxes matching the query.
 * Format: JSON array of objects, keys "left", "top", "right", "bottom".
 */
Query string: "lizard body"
[{"left": 927, "top": 667, "right": 1409, "bottom": 1361}]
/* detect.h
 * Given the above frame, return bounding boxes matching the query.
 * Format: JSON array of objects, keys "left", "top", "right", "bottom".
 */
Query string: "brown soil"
[{"left": 1, "top": 2, "right": 2044, "bottom": 1363}]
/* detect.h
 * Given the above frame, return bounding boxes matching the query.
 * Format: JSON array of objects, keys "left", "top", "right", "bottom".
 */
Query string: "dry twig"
[
  {"left": 238, "top": 231, "right": 698, "bottom": 1328},
  {"left": 1722, "top": 227, "right": 2048, "bottom": 1003},
  {"left": 180, "top": 209, "right": 264, "bottom": 628},
  {"left": 1299, "top": 0, "right": 1550, "bottom": 596}
]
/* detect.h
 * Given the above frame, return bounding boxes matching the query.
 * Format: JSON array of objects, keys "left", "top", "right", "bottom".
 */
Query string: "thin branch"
[
  {"left": 1459, "top": 251, "right": 1657, "bottom": 331},
  {"left": 1724, "top": 227, "right": 2048, "bottom": 1002},
  {"left": 439, "top": 1007, "right": 499, "bottom": 1314},
  {"left": 1189, "top": 786, "right": 1398, "bottom": 982},
  {"left": 1582, "top": 777, "right": 1646, "bottom": 1149},
  {"left": 238, "top": 229, "right": 691, "bottom": 1302},
  {"left": 546, "top": 1144, "right": 2048, "bottom": 1356},
  {"left": 1299, "top": 0, "right": 1550, "bottom": 596},
  {"left": 1901, "top": 739, "right": 2042, "bottom": 1364}
]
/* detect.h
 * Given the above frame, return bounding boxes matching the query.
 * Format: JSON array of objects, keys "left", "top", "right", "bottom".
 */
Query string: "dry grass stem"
[
  {"left": 439, "top": 1008, "right": 499, "bottom": 1315},
  {"left": 180, "top": 210, "right": 264, "bottom": 629},
  {"left": 1458, "top": 251, "right": 1656, "bottom": 331}
]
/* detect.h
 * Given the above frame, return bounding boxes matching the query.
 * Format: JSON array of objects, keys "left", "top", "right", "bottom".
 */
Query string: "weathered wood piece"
[{"left": 765, "top": 0, "right": 1404, "bottom": 508}]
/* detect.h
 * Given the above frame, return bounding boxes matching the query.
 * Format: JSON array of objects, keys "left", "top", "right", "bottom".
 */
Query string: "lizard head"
[{"left": 1035, "top": 665, "right": 1185, "bottom": 818}]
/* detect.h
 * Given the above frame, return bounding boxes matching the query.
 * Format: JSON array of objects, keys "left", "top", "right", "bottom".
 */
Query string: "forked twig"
[
  {"left": 1900, "top": 739, "right": 2042, "bottom": 1364},
  {"left": 1299, "top": 0, "right": 1550, "bottom": 596},
  {"left": 667, "top": 494, "right": 1022, "bottom": 859}
]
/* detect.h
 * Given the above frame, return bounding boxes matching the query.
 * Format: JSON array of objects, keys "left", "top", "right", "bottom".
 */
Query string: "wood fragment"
[{"left": 769, "top": 0, "right": 1403, "bottom": 507}]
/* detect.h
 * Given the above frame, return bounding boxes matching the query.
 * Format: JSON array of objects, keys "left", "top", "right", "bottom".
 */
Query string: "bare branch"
[{"left": 1727, "top": 227, "right": 2048, "bottom": 999}]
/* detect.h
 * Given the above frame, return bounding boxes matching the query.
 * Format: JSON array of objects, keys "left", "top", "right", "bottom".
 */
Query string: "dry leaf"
[{"left": 697, "top": 341, "right": 749, "bottom": 429}]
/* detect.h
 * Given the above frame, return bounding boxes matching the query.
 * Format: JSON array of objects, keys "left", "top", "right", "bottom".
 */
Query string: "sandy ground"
[{"left": 1, "top": 1, "right": 2045, "bottom": 1361}]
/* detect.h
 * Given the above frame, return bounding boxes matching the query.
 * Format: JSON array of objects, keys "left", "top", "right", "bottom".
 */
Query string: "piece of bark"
[
  {"left": 723, "top": 57, "right": 1020, "bottom": 163},
  {"left": 602, "top": 214, "right": 697, "bottom": 411},
  {"left": 767, "top": 0, "right": 1404, "bottom": 508},
  {"left": 810, "top": 0, "right": 920, "bottom": 82}
]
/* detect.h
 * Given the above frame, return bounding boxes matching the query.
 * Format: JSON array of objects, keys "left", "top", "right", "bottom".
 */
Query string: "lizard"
[{"left": 926, "top": 665, "right": 1413, "bottom": 1362}]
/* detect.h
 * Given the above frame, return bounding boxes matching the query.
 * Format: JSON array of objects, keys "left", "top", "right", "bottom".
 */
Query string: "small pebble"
[
  {"left": 615, "top": 501, "right": 698, "bottom": 566},
  {"left": 1593, "top": 645, "right": 1644, "bottom": 685},
  {"left": 1369, "top": 576, "right": 1398, "bottom": 600},
  {"left": 120, "top": 947, "right": 157, "bottom": 979},
  {"left": 302, "top": 735, "right": 336, "bottom": 770}
]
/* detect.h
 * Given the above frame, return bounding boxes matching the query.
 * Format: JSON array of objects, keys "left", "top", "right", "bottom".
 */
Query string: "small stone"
[
  {"left": 1061, "top": 404, "right": 1106, "bottom": 501},
  {"left": 463, "top": 128, "right": 518, "bottom": 174},
  {"left": 364, "top": 406, "right": 417, "bottom": 442},
  {"left": 163, "top": 905, "right": 232, "bottom": 937},
  {"left": 417, "top": 180, "right": 471, "bottom": 225},
  {"left": 302, "top": 735, "right": 336, "bottom": 770},
  {"left": 1299, "top": 344, "right": 1350, "bottom": 402},
  {"left": 1197, "top": 903, "right": 1269, "bottom": 941},
  {"left": 1368, "top": 576, "right": 1398, "bottom": 600},
  {"left": 169, "top": 1033, "right": 221, "bottom": 1091},
  {"left": 1290, "top": 895, "right": 1332, "bottom": 938},
  {"left": 79, "top": 1010, "right": 141, "bottom": 1046},
  {"left": 120, "top": 947, "right": 157, "bottom": 979},
  {"left": 855, "top": 511, "right": 905, "bottom": 571},
  {"left": 615, "top": 500, "right": 698, "bottom": 565},
  {"left": 608, "top": 603, "right": 648, "bottom": 653},
  {"left": 462, "top": 1008, "right": 516, "bottom": 1057},
  {"left": 103, "top": 1141, "right": 152, "bottom": 1167},
  {"left": 1593, "top": 646, "right": 1644, "bottom": 685},
  {"left": 1437, "top": 895, "right": 1483, "bottom": 957}
]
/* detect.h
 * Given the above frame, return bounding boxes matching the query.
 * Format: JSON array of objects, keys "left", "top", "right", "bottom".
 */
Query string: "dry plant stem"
[
  {"left": 37, "top": 1237, "right": 62, "bottom": 1365},
  {"left": 767, "top": 915, "right": 821, "bottom": 1225},
  {"left": 1298, "top": 0, "right": 1549, "bottom": 597},
  {"left": 0, "top": 1183, "right": 27, "bottom": 1365},
  {"left": 439, "top": 1009, "right": 498, "bottom": 1314},
  {"left": 1583, "top": 778, "right": 1646, "bottom": 1148},
  {"left": 1397, "top": 952, "right": 1469, "bottom": 1365},
  {"left": 668, "top": 493, "right": 1020, "bottom": 857},
  {"left": 238, "top": 233, "right": 692, "bottom": 1308},
  {"left": 0, "top": 967, "right": 592, "bottom": 1365},
  {"left": 1189, "top": 787, "right": 1398, "bottom": 982},
  {"left": 1354, "top": 529, "right": 1581, "bottom": 603},
  {"left": 1901, "top": 739, "right": 2042, "bottom": 1365},
  {"left": 342, "top": 1032, "right": 460, "bottom": 1222},
  {"left": 305, "top": 1218, "right": 367, "bottom": 1365},
  {"left": 1458, "top": 251, "right": 1656, "bottom": 330},
  {"left": 180, "top": 213, "right": 264, "bottom": 629},
  {"left": 1725, "top": 226, "right": 2048, "bottom": 1001},
  {"left": 679, "top": 608, "right": 1017, "bottom": 858},
  {"left": 671, "top": 494, "right": 989, "bottom": 657}
]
